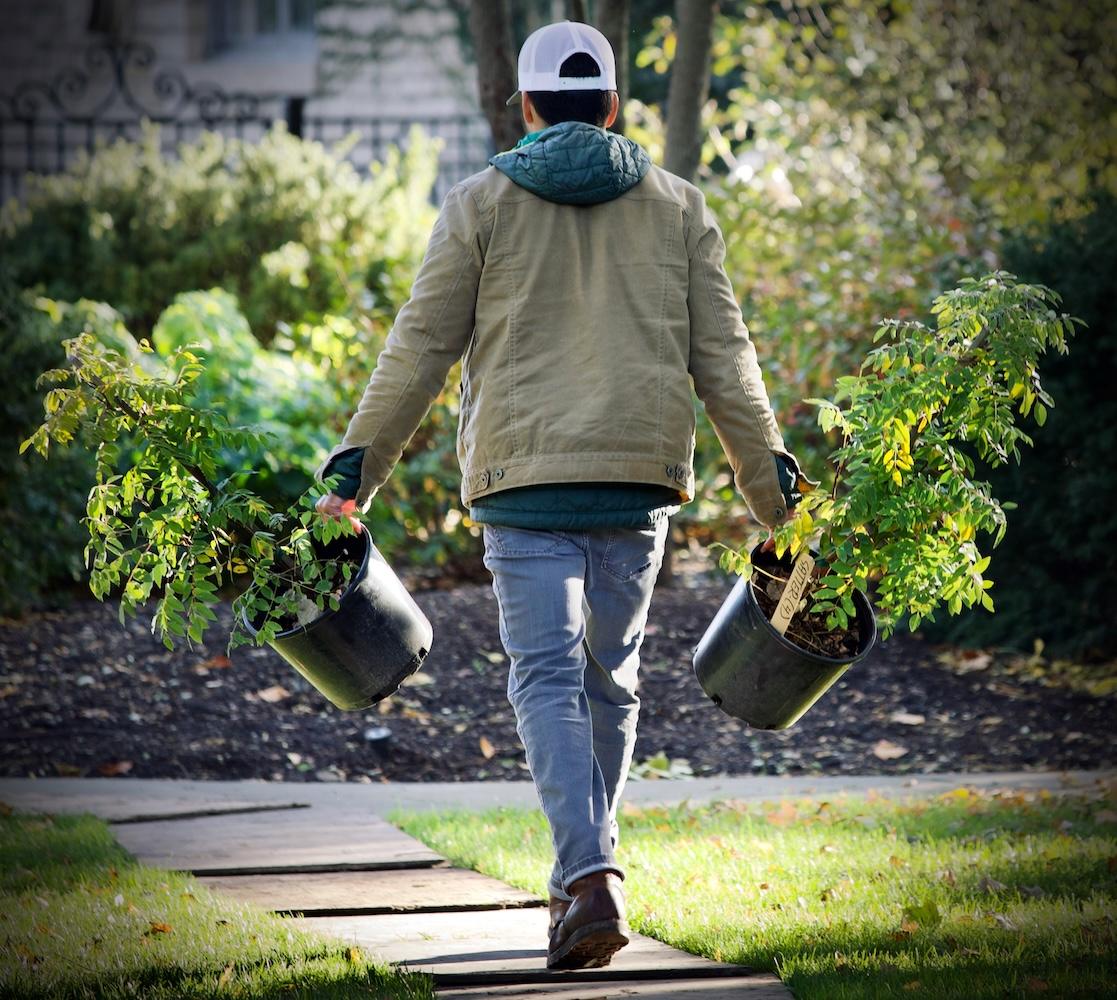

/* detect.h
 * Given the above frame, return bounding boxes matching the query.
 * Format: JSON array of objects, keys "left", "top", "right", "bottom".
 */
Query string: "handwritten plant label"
[{"left": 771, "top": 548, "right": 816, "bottom": 635}]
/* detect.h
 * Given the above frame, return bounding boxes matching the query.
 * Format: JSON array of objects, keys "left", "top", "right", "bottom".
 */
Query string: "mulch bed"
[{"left": 0, "top": 550, "right": 1112, "bottom": 784}]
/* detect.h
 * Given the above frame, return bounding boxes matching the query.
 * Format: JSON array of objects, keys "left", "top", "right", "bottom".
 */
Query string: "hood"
[{"left": 489, "top": 121, "right": 651, "bottom": 206}]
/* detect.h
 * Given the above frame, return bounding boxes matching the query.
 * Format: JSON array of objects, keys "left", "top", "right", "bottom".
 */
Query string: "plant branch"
[{"left": 85, "top": 375, "right": 219, "bottom": 501}]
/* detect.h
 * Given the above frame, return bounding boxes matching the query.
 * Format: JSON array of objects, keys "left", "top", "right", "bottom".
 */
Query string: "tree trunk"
[
  {"left": 663, "top": 0, "right": 719, "bottom": 181},
  {"left": 469, "top": 0, "right": 523, "bottom": 155},
  {"left": 595, "top": 0, "right": 630, "bottom": 134}
]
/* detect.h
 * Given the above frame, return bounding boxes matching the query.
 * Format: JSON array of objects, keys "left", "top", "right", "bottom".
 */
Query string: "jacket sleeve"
[
  {"left": 685, "top": 191, "right": 796, "bottom": 528},
  {"left": 315, "top": 183, "right": 487, "bottom": 512}
]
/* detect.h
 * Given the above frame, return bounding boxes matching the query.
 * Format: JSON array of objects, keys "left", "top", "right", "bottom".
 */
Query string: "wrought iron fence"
[{"left": 0, "top": 41, "right": 494, "bottom": 207}]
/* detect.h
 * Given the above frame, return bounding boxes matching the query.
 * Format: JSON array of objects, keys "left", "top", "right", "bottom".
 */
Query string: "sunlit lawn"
[
  {"left": 0, "top": 810, "right": 433, "bottom": 999},
  {"left": 396, "top": 786, "right": 1117, "bottom": 999}
]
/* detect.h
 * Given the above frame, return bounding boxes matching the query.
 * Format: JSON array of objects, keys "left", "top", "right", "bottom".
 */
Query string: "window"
[
  {"left": 207, "top": 0, "right": 315, "bottom": 55},
  {"left": 256, "top": 0, "right": 315, "bottom": 33}
]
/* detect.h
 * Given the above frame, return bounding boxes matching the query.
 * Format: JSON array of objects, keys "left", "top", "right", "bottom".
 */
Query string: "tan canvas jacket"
[{"left": 316, "top": 161, "right": 796, "bottom": 528}]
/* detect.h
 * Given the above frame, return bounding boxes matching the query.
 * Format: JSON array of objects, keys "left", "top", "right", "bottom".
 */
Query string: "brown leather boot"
[
  {"left": 546, "top": 871, "right": 629, "bottom": 970},
  {"left": 548, "top": 894, "right": 571, "bottom": 936}
]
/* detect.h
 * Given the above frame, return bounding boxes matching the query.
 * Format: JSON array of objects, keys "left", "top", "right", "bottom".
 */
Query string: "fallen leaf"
[
  {"left": 938, "top": 649, "right": 992, "bottom": 673},
  {"left": 0, "top": 684, "right": 19, "bottom": 699},
  {"left": 401, "top": 671, "right": 434, "bottom": 687},
  {"left": 52, "top": 762, "right": 82, "bottom": 776},
  {"left": 988, "top": 911, "right": 1018, "bottom": 931},
  {"left": 889, "top": 855, "right": 907, "bottom": 868},
  {"left": 889, "top": 711, "right": 926, "bottom": 726},
  {"left": 0, "top": 801, "right": 11, "bottom": 816},
  {"left": 902, "top": 899, "right": 942, "bottom": 930},
  {"left": 478, "top": 736, "right": 496, "bottom": 760},
  {"left": 195, "top": 655, "right": 232, "bottom": 674},
  {"left": 1025, "top": 979, "right": 1049, "bottom": 993},
  {"left": 97, "top": 760, "right": 133, "bottom": 777},
  {"left": 939, "top": 869, "right": 957, "bottom": 886},
  {"left": 218, "top": 964, "right": 234, "bottom": 988},
  {"left": 346, "top": 946, "right": 361, "bottom": 964},
  {"left": 978, "top": 875, "right": 1007, "bottom": 894},
  {"left": 872, "top": 739, "right": 909, "bottom": 760},
  {"left": 145, "top": 921, "right": 172, "bottom": 935},
  {"left": 765, "top": 801, "right": 799, "bottom": 827},
  {"left": 256, "top": 685, "right": 290, "bottom": 703},
  {"left": 903, "top": 982, "right": 922, "bottom": 992}
]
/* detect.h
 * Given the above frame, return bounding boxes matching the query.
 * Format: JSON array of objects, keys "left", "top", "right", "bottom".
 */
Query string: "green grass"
[
  {"left": 395, "top": 786, "right": 1117, "bottom": 999},
  {"left": 0, "top": 810, "right": 434, "bottom": 999}
]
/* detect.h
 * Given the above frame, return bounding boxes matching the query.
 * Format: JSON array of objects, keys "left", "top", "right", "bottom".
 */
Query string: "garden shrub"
[
  {"left": 921, "top": 192, "right": 1117, "bottom": 660},
  {"left": 0, "top": 273, "right": 137, "bottom": 614},
  {"left": 633, "top": 0, "right": 1111, "bottom": 552},
  {"left": 1, "top": 123, "right": 439, "bottom": 342},
  {"left": 1, "top": 125, "right": 486, "bottom": 609},
  {"left": 149, "top": 289, "right": 348, "bottom": 503}
]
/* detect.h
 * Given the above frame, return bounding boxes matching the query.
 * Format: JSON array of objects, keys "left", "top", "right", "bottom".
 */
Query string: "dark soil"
[
  {"left": 0, "top": 548, "right": 1112, "bottom": 783},
  {"left": 749, "top": 547, "right": 863, "bottom": 660}
]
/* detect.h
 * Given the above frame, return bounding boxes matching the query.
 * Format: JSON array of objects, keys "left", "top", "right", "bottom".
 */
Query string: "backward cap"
[{"left": 506, "top": 20, "right": 617, "bottom": 106}]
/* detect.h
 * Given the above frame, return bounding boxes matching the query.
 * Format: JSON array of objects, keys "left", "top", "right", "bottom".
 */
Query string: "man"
[{"left": 316, "top": 20, "right": 805, "bottom": 970}]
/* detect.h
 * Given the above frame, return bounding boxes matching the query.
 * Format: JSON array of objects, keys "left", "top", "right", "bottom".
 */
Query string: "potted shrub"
[
  {"left": 20, "top": 325, "right": 432, "bottom": 710},
  {"left": 697, "top": 272, "right": 1080, "bottom": 729}
]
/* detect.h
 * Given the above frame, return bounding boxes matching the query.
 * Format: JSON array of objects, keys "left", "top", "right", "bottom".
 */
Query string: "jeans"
[{"left": 481, "top": 519, "right": 669, "bottom": 900}]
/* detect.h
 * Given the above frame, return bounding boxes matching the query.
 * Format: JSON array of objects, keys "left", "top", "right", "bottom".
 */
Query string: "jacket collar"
[{"left": 490, "top": 120, "right": 651, "bottom": 206}]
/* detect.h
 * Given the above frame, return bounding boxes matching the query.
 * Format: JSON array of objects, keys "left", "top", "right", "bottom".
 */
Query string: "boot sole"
[{"left": 547, "top": 918, "right": 630, "bottom": 971}]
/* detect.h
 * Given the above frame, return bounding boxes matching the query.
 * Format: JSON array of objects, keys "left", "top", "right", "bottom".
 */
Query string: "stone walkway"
[
  {"left": 2, "top": 777, "right": 796, "bottom": 997},
  {"left": 5, "top": 771, "right": 1112, "bottom": 995}
]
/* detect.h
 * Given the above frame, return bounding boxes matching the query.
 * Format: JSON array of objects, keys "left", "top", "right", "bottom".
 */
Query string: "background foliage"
[
  {"left": 3, "top": 0, "right": 1113, "bottom": 662},
  {"left": 920, "top": 192, "right": 1117, "bottom": 660},
  {"left": 0, "top": 125, "right": 474, "bottom": 613}
]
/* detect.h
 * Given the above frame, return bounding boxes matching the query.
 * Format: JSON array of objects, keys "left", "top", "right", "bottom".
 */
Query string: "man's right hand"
[
  {"left": 315, "top": 492, "right": 362, "bottom": 532},
  {"left": 760, "top": 506, "right": 796, "bottom": 553}
]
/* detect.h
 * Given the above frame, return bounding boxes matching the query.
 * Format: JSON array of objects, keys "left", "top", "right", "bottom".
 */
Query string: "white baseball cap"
[{"left": 505, "top": 20, "right": 617, "bottom": 107}]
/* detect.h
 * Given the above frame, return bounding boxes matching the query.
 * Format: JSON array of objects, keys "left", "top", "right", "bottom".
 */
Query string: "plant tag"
[{"left": 771, "top": 548, "right": 815, "bottom": 635}]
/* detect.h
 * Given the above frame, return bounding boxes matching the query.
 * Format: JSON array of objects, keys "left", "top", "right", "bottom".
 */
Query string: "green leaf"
[{"left": 902, "top": 898, "right": 942, "bottom": 930}]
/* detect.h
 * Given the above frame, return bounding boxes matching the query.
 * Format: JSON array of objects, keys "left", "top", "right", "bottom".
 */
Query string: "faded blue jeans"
[{"left": 481, "top": 520, "right": 669, "bottom": 900}]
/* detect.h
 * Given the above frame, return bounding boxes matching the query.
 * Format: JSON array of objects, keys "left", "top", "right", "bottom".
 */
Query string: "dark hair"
[{"left": 526, "top": 52, "right": 613, "bottom": 126}]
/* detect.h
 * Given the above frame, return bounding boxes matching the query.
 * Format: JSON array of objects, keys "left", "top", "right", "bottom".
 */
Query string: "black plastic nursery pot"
[
  {"left": 693, "top": 544, "right": 877, "bottom": 730},
  {"left": 243, "top": 524, "right": 433, "bottom": 711}
]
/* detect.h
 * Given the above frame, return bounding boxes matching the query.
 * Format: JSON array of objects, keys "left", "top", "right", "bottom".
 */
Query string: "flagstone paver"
[
  {"left": 286, "top": 909, "right": 757, "bottom": 985},
  {"left": 110, "top": 809, "right": 443, "bottom": 874},
  {"left": 111, "top": 801, "right": 309, "bottom": 823},
  {"left": 436, "top": 978, "right": 790, "bottom": 997},
  {"left": 196, "top": 867, "right": 543, "bottom": 915}
]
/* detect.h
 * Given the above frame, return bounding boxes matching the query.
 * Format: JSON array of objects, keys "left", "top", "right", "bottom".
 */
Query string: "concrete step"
[
  {"left": 287, "top": 908, "right": 788, "bottom": 993},
  {"left": 196, "top": 866, "right": 544, "bottom": 916},
  {"left": 111, "top": 808, "right": 443, "bottom": 875}
]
